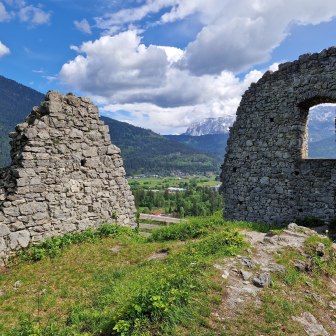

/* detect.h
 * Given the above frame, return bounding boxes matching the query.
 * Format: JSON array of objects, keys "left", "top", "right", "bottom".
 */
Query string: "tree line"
[{"left": 132, "top": 186, "right": 223, "bottom": 217}]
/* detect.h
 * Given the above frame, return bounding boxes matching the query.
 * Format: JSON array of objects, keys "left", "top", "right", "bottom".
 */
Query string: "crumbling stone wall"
[
  {"left": 0, "top": 91, "right": 136, "bottom": 263},
  {"left": 221, "top": 47, "right": 336, "bottom": 224}
]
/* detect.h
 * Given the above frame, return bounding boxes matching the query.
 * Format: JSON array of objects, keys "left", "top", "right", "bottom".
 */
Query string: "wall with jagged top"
[
  {"left": 221, "top": 47, "right": 336, "bottom": 224},
  {"left": 0, "top": 91, "right": 136, "bottom": 263}
]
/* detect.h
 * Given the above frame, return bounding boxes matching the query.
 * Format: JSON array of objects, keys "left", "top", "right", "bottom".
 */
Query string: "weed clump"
[
  {"left": 148, "top": 213, "right": 225, "bottom": 241},
  {"left": 190, "top": 230, "right": 245, "bottom": 257},
  {"left": 150, "top": 212, "right": 274, "bottom": 242},
  {"left": 18, "top": 224, "right": 138, "bottom": 262},
  {"left": 303, "top": 235, "right": 336, "bottom": 276}
]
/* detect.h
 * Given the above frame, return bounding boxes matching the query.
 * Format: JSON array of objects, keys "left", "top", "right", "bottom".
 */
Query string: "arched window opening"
[{"left": 307, "top": 103, "right": 336, "bottom": 159}]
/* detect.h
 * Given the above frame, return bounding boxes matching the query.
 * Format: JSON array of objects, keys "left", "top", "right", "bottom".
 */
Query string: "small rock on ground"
[
  {"left": 13, "top": 281, "right": 21, "bottom": 290},
  {"left": 110, "top": 245, "right": 122, "bottom": 253},
  {"left": 240, "top": 257, "right": 254, "bottom": 269},
  {"left": 329, "top": 301, "right": 336, "bottom": 310},
  {"left": 292, "top": 312, "right": 329, "bottom": 336},
  {"left": 252, "top": 272, "right": 271, "bottom": 288},
  {"left": 222, "top": 270, "right": 230, "bottom": 279},
  {"left": 315, "top": 243, "right": 325, "bottom": 257},
  {"left": 240, "top": 270, "right": 253, "bottom": 281}
]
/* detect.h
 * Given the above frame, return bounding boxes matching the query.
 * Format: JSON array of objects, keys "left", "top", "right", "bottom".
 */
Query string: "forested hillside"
[
  {"left": 0, "top": 75, "right": 220, "bottom": 175},
  {"left": 101, "top": 117, "right": 220, "bottom": 175},
  {"left": 0, "top": 75, "right": 44, "bottom": 165},
  {"left": 165, "top": 133, "right": 229, "bottom": 161}
]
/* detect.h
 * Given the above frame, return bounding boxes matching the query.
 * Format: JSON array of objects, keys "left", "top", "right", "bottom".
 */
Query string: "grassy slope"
[{"left": 0, "top": 215, "right": 335, "bottom": 335}]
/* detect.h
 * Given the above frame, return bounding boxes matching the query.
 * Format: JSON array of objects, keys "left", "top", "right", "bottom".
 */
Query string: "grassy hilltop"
[{"left": 1, "top": 213, "right": 335, "bottom": 335}]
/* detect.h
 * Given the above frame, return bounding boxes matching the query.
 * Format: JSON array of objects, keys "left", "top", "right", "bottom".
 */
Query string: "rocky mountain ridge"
[
  {"left": 184, "top": 116, "right": 235, "bottom": 136},
  {"left": 182, "top": 105, "right": 336, "bottom": 158}
]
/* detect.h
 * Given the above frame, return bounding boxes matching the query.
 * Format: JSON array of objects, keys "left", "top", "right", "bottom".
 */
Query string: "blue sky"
[{"left": 1, "top": 0, "right": 336, "bottom": 133}]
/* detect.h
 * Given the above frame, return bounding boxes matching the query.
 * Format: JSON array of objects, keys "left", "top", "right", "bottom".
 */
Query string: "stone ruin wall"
[
  {"left": 0, "top": 91, "right": 136, "bottom": 263},
  {"left": 221, "top": 47, "right": 336, "bottom": 224}
]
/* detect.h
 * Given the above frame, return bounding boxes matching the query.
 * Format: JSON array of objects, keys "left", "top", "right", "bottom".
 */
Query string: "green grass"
[
  {"left": 0, "top": 215, "right": 246, "bottom": 336},
  {"left": 2, "top": 214, "right": 334, "bottom": 335},
  {"left": 149, "top": 212, "right": 275, "bottom": 242},
  {"left": 303, "top": 235, "right": 336, "bottom": 276},
  {"left": 128, "top": 175, "right": 219, "bottom": 190}
]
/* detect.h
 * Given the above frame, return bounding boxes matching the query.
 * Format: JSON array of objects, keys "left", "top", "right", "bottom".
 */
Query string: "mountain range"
[
  {"left": 178, "top": 106, "right": 336, "bottom": 159},
  {"left": 101, "top": 117, "right": 219, "bottom": 175},
  {"left": 0, "top": 75, "right": 220, "bottom": 175},
  {"left": 184, "top": 116, "right": 235, "bottom": 136},
  {"left": 0, "top": 75, "right": 335, "bottom": 176}
]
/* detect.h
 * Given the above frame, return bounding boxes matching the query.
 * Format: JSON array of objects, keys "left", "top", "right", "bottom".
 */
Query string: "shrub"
[
  {"left": 191, "top": 230, "right": 245, "bottom": 257},
  {"left": 149, "top": 221, "right": 207, "bottom": 241},
  {"left": 295, "top": 217, "right": 325, "bottom": 228},
  {"left": 110, "top": 253, "right": 204, "bottom": 335},
  {"left": 19, "top": 224, "right": 137, "bottom": 262}
]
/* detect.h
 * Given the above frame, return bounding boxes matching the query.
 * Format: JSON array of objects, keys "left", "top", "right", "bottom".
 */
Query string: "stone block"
[
  {"left": 0, "top": 238, "right": 6, "bottom": 253},
  {"left": 83, "top": 147, "right": 98, "bottom": 158},
  {"left": 0, "top": 224, "right": 10, "bottom": 237},
  {"left": 9, "top": 230, "right": 30, "bottom": 249}
]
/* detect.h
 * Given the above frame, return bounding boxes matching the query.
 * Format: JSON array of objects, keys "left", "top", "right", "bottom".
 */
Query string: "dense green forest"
[
  {"left": 165, "top": 133, "right": 229, "bottom": 161},
  {"left": 101, "top": 117, "right": 220, "bottom": 175},
  {"left": 132, "top": 182, "right": 223, "bottom": 217}
]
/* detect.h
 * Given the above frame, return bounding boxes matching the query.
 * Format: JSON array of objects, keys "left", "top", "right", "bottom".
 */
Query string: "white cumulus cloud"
[
  {"left": 60, "top": 1, "right": 336, "bottom": 133},
  {"left": 60, "top": 31, "right": 169, "bottom": 100},
  {"left": 96, "top": 0, "right": 336, "bottom": 75},
  {"left": 18, "top": 4, "right": 50, "bottom": 25},
  {"left": 74, "top": 18, "right": 92, "bottom": 34},
  {"left": 178, "top": 0, "right": 336, "bottom": 75},
  {"left": 0, "top": 41, "right": 10, "bottom": 57},
  {"left": 60, "top": 31, "right": 263, "bottom": 133}
]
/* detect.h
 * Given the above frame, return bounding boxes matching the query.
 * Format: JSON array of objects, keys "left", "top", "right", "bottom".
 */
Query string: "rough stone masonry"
[
  {"left": 0, "top": 91, "right": 136, "bottom": 263},
  {"left": 221, "top": 47, "right": 336, "bottom": 224}
]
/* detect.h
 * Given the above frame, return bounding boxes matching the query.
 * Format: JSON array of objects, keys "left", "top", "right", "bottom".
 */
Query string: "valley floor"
[{"left": 0, "top": 214, "right": 335, "bottom": 335}]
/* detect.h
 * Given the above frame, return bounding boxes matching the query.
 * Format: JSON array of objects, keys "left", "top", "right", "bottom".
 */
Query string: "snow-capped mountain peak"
[{"left": 184, "top": 116, "right": 235, "bottom": 136}]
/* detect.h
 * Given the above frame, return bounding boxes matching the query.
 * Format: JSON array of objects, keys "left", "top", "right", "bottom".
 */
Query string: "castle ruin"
[
  {"left": 0, "top": 91, "right": 136, "bottom": 263},
  {"left": 221, "top": 47, "right": 336, "bottom": 224}
]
